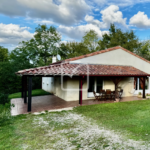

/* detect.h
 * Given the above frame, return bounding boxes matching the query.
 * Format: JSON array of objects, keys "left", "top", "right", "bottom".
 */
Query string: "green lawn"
[
  {"left": 9, "top": 89, "right": 51, "bottom": 99},
  {"left": 1, "top": 100, "right": 150, "bottom": 149},
  {"left": 74, "top": 99, "right": 150, "bottom": 141}
]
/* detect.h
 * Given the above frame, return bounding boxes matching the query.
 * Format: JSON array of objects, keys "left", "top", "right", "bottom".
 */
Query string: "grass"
[
  {"left": 9, "top": 89, "right": 51, "bottom": 99},
  {"left": 1, "top": 100, "right": 150, "bottom": 149},
  {"left": 0, "top": 111, "right": 147, "bottom": 149},
  {"left": 74, "top": 99, "right": 150, "bottom": 141}
]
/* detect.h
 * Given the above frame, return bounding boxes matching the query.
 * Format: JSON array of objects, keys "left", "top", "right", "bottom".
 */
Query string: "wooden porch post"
[
  {"left": 143, "top": 77, "right": 146, "bottom": 98},
  {"left": 21, "top": 76, "right": 24, "bottom": 98},
  {"left": 28, "top": 76, "right": 32, "bottom": 112},
  {"left": 24, "top": 76, "right": 27, "bottom": 104},
  {"left": 79, "top": 76, "right": 83, "bottom": 105},
  {"left": 110, "top": 77, "right": 123, "bottom": 100}
]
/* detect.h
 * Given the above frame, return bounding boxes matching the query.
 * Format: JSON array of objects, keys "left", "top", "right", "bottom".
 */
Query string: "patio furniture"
[
  {"left": 111, "top": 91, "right": 116, "bottom": 100},
  {"left": 99, "top": 90, "right": 106, "bottom": 100},
  {"left": 118, "top": 89, "right": 123, "bottom": 99},
  {"left": 105, "top": 89, "right": 112, "bottom": 100},
  {"left": 93, "top": 91, "right": 100, "bottom": 101}
]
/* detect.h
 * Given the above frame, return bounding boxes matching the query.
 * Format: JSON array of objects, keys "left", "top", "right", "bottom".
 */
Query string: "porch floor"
[{"left": 11, "top": 95, "right": 144, "bottom": 116}]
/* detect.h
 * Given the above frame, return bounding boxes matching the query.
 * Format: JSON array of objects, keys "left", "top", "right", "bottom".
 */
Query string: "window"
[{"left": 135, "top": 78, "right": 149, "bottom": 90}]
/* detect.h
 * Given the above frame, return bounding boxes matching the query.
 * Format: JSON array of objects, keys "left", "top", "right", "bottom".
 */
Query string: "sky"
[{"left": 1, "top": 0, "right": 150, "bottom": 51}]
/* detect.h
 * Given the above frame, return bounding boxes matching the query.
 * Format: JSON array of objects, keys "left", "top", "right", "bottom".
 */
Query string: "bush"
[
  {"left": 0, "top": 93, "right": 9, "bottom": 105},
  {"left": 0, "top": 103, "right": 14, "bottom": 126}
]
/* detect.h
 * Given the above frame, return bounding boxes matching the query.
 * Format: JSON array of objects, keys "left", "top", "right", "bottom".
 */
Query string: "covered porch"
[
  {"left": 15, "top": 63, "right": 150, "bottom": 113},
  {"left": 11, "top": 95, "right": 143, "bottom": 116}
]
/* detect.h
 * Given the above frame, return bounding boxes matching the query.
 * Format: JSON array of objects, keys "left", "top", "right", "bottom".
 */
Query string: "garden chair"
[
  {"left": 99, "top": 90, "right": 106, "bottom": 100},
  {"left": 93, "top": 91, "right": 100, "bottom": 101},
  {"left": 111, "top": 91, "right": 116, "bottom": 100},
  {"left": 105, "top": 89, "right": 112, "bottom": 100}
]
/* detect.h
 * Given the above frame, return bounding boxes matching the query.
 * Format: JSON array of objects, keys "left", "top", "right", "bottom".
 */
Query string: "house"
[{"left": 16, "top": 46, "right": 150, "bottom": 111}]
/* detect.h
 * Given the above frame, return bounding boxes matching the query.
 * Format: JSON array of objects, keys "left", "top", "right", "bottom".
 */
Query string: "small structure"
[{"left": 16, "top": 46, "right": 150, "bottom": 112}]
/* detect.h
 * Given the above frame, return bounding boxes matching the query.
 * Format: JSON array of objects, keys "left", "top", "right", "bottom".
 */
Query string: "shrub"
[
  {"left": 0, "top": 103, "right": 14, "bottom": 126},
  {"left": 138, "top": 92, "right": 142, "bottom": 95},
  {"left": 0, "top": 93, "right": 9, "bottom": 105}
]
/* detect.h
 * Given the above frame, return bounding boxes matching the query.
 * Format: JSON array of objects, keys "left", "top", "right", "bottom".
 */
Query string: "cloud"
[
  {"left": 58, "top": 24, "right": 109, "bottom": 40},
  {"left": 0, "top": 0, "right": 90, "bottom": 26},
  {"left": 0, "top": 23, "right": 33, "bottom": 45},
  {"left": 33, "top": 19, "right": 55, "bottom": 25},
  {"left": 85, "top": 5, "right": 127, "bottom": 29},
  {"left": 92, "top": 0, "right": 150, "bottom": 7},
  {"left": 129, "top": 11, "right": 150, "bottom": 28},
  {"left": 0, "top": 0, "right": 26, "bottom": 17}
]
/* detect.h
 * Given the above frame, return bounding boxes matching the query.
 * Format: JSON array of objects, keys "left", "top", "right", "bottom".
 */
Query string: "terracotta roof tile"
[{"left": 16, "top": 63, "right": 149, "bottom": 76}]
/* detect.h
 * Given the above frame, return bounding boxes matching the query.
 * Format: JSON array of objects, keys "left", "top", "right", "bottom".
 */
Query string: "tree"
[
  {"left": 136, "top": 40, "right": 150, "bottom": 60},
  {"left": 10, "top": 25, "right": 61, "bottom": 66},
  {"left": 0, "top": 46, "right": 9, "bottom": 62},
  {"left": 10, "top": 39, "right": 39, "bottom": 67},
  {"left": 59, "top": 42, "right": 90, "bottom": 60},
  {"left": 98, "top": 24, "right": 141, "bottom": 52},
  {"left": 82, "top": 30, "right": 99, "bottom": 52},
  {"left": 34, "top": 25, "right": 61, "bottom": 65}
]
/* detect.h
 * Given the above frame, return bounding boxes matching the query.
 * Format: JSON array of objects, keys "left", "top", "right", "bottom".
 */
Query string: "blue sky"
[{"left": 1, "top": 0, "right": 150, "bottom": 51}]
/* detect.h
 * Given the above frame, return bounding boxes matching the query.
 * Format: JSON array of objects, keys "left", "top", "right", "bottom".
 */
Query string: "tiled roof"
[
  {"left": 16, "top": 63, "right": 149, "bottom": 76},
  {"left": 53, "top": 46, "right": 150, "bottom": 64}
]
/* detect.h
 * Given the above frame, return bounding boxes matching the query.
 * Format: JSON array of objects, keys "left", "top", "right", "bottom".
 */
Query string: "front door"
[{"left": 88, "top": 77, "right": 103, "bottom": 98}]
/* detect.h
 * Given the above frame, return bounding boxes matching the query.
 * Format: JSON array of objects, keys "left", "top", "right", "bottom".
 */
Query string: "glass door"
[{"left": 88, "top": 77, "right": 103, "bottom": 97}]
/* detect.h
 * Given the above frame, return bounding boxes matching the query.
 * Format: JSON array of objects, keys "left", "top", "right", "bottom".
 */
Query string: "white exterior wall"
[
  {"left": 53, "top": 76, "right": 134, "bottom": 101},
  {"left": 42, "top": 77, "right": 55, "bottom": 94},
  {"left": 103, "top": 77, "right": 134, "bottom": 97},
  {"left": 54, "top": 77, "right": 68, "bottom": 100}
]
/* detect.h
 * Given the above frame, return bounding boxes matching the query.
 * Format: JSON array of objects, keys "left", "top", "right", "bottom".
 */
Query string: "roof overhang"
[{"left": 16, "top": 63, "right": 150, "bottom": 77}]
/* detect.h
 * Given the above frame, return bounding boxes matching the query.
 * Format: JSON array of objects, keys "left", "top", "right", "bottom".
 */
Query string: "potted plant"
[
  {"left": 146, "top": 93, "right": 150, "bottom": 99},
  {"left": 138, "top": 92, "right": 142, "bottom": 98}
]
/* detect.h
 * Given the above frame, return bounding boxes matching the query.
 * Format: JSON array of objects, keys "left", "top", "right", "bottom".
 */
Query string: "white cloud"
[
  {"left": 58, "top": 24, "right": 109, "bottom": 40},
  {"left": 130, "top": 11, "right": 150, "bottom": 28},
  {"left": 91, "top": 0, "right": 150, "bottom": 7},
  {"left": 33, "top": 19, "right": 55, "bottom": 25},
  {"left": 0, "top": 23, "right": 33, "bottom": 45},
  {"left": 85, "top": 15, "right": 103, "bottom": 28},
  {"left": 0, "top": 0, "right": 90, "bottom": 26},
  {"left": 100, "top": 5, "right": 127, "bottom": 28},
  {"left": 85, "top": 5, "right": 127, "bottom": 29}
]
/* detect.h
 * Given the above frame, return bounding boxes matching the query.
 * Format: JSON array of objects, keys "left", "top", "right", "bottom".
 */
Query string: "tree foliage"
[
  {"left": 0, "top": 46, "right": 9, "bottom": 62},
  {"left": 34, "top": 25, "right": 61, "bottom": 65},
  {"left": 59, "top": 42, "right": 90, "bottom": 60},
  {"left": 98, "top": 24, "right": 141, "bottom": 52},
  {"left": 136, "top": 40, "right": 150, "bottom": 60},
  {"left": 10, "top": 25, "right": 61, "bottom": 66},
  {"left": 82, "top": 30, "right": 99, "bottom": 52}
]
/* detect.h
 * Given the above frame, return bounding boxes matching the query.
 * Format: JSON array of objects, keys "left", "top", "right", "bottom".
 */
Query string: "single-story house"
[{"left": 16, "top": 46, "right": 150, "bottom": 112}]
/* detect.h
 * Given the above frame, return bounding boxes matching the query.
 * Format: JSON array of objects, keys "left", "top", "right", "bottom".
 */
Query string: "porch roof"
[{"left": 16, "top": 63, "right": 149, "bottom": 77}]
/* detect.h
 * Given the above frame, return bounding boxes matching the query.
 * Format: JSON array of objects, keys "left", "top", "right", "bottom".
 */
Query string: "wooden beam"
[
  {"left": 28, "top": 76, "right": 32, "bottom": 112},
  {"left": 142, "top": 77, "right": 146, "bottom": 98},
  {"left": 21, "top": 76, "right": 24, "bottom": 98},
  {"left": 79, "top": 76, "right": 83, "bottom": 105},
  {"left": 24, "top": 76, "right": 27, "bottom": 104},
  {"left": 110, "top": 77, "right": 124, "bottom": 99}
]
